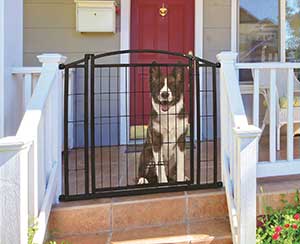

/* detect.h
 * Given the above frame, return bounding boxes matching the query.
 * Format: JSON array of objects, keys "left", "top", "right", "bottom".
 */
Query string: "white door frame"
[
  {"left": 120, "top": 0, "right": 203, "bottom": 144},
  {"left": 0, "top": 0, "right": 4, "bottom": 138}
]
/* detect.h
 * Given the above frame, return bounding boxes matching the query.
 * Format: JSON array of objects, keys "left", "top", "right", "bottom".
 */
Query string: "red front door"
[{"left": 130, "top": 0, "right": 195, "bottom": 128}]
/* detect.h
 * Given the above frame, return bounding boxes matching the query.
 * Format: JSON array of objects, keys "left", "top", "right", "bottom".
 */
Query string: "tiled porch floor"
[
  {"left": 64, "top": 142, "right": 221, "bottom": 196},
  {"left": 64, "top": 129, "right": 300, "bottom": 196}
]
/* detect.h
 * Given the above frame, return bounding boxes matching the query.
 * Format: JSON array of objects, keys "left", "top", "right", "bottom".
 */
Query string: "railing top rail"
[
  {"left": 217, "top": 52, "right": 249, "bottom": 128},
  {"left": 11, "top": 67, "right": 42, "bottom": 74},
  {"left": 16, "top": 54, "right": 66, "bottom": 139},
  {"left": 236, "top": 62, "right": 300, "bottom": 69}
]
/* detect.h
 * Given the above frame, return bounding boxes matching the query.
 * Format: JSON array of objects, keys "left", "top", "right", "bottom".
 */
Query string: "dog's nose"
[{"left": 161, "top": 92, "right": 169, "bottom": 99}]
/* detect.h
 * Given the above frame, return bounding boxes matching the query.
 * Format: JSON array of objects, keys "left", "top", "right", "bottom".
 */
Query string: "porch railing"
[
  {"left": 236, "top": 62, "right": 300, "bottom": 177},
  {"left": 217, "top": 52, "right": 261, "bottom": 244},
  {"left": 11, "top": 67, "right": 42, "bottom": 110},
  {"left": 0, "top": 54, "right": 66, "bottom": 244}
]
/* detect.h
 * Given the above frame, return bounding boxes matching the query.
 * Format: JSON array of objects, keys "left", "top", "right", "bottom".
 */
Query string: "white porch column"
[{"left": 0, "top": 0, "right": 23, "bottom": 138}]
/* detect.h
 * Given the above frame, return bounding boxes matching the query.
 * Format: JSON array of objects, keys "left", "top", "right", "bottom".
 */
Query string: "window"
[
  {"left": 286, "top": 0, "right": 300, "bottom": 62},
  {"left": 239, "top": 0, "right": 280, "bottom": 62},
  {"left": 238, "top": 0, "right": 300, "bottom": 63}
]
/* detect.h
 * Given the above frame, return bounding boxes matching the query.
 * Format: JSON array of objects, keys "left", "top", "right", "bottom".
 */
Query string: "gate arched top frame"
[{"left": 60, "top": 49, "right": 220, "bottom": 70}]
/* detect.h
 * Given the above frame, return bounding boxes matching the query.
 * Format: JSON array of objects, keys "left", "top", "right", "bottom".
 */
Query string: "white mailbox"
[{"left": 74, "top": 1, "right": 116, "bottom": 33}]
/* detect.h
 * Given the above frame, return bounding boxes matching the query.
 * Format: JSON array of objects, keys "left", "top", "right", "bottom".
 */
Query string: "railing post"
[
  {"left": 217, "top": 52, "right": 239, "bottom": 183},
  {"left": 234, "top": 126, "right": 260, "bottom": 244},
  {"left": 217, "top": 52, "right": 261, "bottom": 244},
  {"left": 28, "top": 54, "right": 66, "bottom": 215}
]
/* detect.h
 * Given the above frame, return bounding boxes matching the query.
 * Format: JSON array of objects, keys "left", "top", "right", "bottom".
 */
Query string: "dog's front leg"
[
  {"left": 153, "top": 151, "right": 168, "bottom": 183},
  {"left": 176, "top": 146, "right": 185, "bottom": 182}
]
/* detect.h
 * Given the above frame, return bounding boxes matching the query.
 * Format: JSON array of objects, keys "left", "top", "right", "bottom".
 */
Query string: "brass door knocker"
[{"left": 159, "top": 3, "right": 168, "bottom": 17}]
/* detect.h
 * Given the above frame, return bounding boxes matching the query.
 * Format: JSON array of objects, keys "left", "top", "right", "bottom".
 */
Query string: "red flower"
[
  {"left": 294, "top": 213, "right": 300, "bottom": 220},
  {"left": 115, "top": 6, "right": 120, "bottom": 15},
  {"left": 293, "top": 224, "right": 298, "bottom": 230},
  {"left": 275, "top": 226, "right": 282, "bottom": 233},
  {"left": 272, "top": 232, "right": 280, "bottom": 240},
  {"left": 284, "top": 223, "right": 290, "bottom": 228}
]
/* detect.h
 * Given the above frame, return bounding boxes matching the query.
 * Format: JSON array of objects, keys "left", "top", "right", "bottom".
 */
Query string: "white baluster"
[
  {"left": 253, "top": 69, "right": 259, "bottom": 127},
  {"left": 269, "top": 69, "right": 276, "bottom": 162},
  {"left": 32, "top": 73, "right": 40, "bottom": 91},
  {"left": 287, "top": 68, "right": 294, "bottom": 161},
  {"left": 24, "top": 73, "right": 32, "bottom": 109}
]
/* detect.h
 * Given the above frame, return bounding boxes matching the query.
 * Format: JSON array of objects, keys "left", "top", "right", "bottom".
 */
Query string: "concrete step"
[{"left": 51, "top": 219, "right": 232, "bottom": 244}]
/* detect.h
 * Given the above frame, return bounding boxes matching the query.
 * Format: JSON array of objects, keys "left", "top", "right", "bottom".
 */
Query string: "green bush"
[
  {"left": 28, "top": 219, "right": 70, "bottom": 244},
  {"left": 28, "top": 219, "right": 38, "bottom": 244},
  {"left": 256, "top": 190, "right": 300, "bottom": 243}
]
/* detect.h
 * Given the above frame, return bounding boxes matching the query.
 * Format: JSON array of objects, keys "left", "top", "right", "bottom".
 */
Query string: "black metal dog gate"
[{"left": 59, "top": 50, "right": 221, "bottom": 201}]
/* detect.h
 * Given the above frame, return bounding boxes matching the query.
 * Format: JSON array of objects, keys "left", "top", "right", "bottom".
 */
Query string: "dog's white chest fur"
[{"left": 152, "top": 96, "right": 188, "bottom": 160}]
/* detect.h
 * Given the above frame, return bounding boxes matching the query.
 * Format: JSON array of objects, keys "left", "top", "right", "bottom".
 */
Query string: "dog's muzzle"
[{"left": 160, "top": 100, "right": 170, "bottom": 112}]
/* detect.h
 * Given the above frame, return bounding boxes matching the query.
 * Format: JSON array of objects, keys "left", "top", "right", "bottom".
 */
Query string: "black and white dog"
[{"left": 137, "top": 62, "right": 188, "bottom": 184}]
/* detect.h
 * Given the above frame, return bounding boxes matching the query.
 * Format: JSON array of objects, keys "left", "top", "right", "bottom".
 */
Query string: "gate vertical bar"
[
  {"left": 90, "top": 54, "right": 96, "bottom": 193},
  {"left": 84, "top": 54, "right": 90, "bottom": 194},
  {"left": 63, "top": 67, "right": 69, "bottom": 196},
  {"left": 195, "top": 61, "right": 201, "bottom": 184},
  {"left": 189, "top": 58, "right": 195, "bottom": 184},
  {"left": 212, "top": 66, "right": 218, "bottom": 183}
]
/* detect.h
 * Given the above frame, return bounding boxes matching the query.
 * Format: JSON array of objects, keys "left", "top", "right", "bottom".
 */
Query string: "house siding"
[
  {"left": 24, "top": 0, "right": 231, "bottom": 65},
  {"left": 24, "top": 0, "right": 120, "bottom": 66},
  {"left": 203, "top": 0, "right": 231, "bottom": 62},
  {"left": 203, "top": 0, "right": 231, "bottom": 138},
  {"left": 24, "top": 0, "right": 121, "bottom": 146}
]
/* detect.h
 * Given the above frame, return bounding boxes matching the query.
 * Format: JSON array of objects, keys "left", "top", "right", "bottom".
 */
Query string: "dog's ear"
[
  {"left": 173, "top": 62, "right": 184, "bottom": 81},
  {"left": 150, "top": 62, "right": 160, "bottom": 81}
]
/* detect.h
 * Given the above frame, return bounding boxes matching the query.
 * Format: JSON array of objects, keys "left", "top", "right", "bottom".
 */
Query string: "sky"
[{"left": 240, "top": 0, "right": 279, "bottom": 23}]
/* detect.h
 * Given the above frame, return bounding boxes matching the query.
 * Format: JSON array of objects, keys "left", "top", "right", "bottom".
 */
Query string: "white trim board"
[
  {"left": 257, "top": 160, "right": 300, "bottom": 178},
  {"left": 119, "top": 0, "right": 204, "bottom": 144},
  {"left": 0, "top": 1, "right": 4, "bottom": 138},
  {"left": 231, "top": 0, "right": 238, "bottom": 52}
]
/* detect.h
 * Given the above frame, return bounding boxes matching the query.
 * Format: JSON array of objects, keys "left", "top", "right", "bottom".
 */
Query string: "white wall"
[{"left": 0, "top": 0, "right": 23, "bottom": 137}]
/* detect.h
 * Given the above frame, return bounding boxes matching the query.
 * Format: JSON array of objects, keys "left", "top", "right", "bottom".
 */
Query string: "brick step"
[
  {"left": 51, "top": 219, "right": 232, "bottom": 244},
  {"left": 48, "top": 189, "right": 228, "bottom": 239},
  {"left": 47, "top": 175, "right": 300, "bottom": 242}
]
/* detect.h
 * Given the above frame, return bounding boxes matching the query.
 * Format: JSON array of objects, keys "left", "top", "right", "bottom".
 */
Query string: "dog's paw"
[
  {"left": 137, "top": 177, "right": 149, "bottom": 184},
  {"left": 184, "top": 176, "right": 190, "bottom": 181}
]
